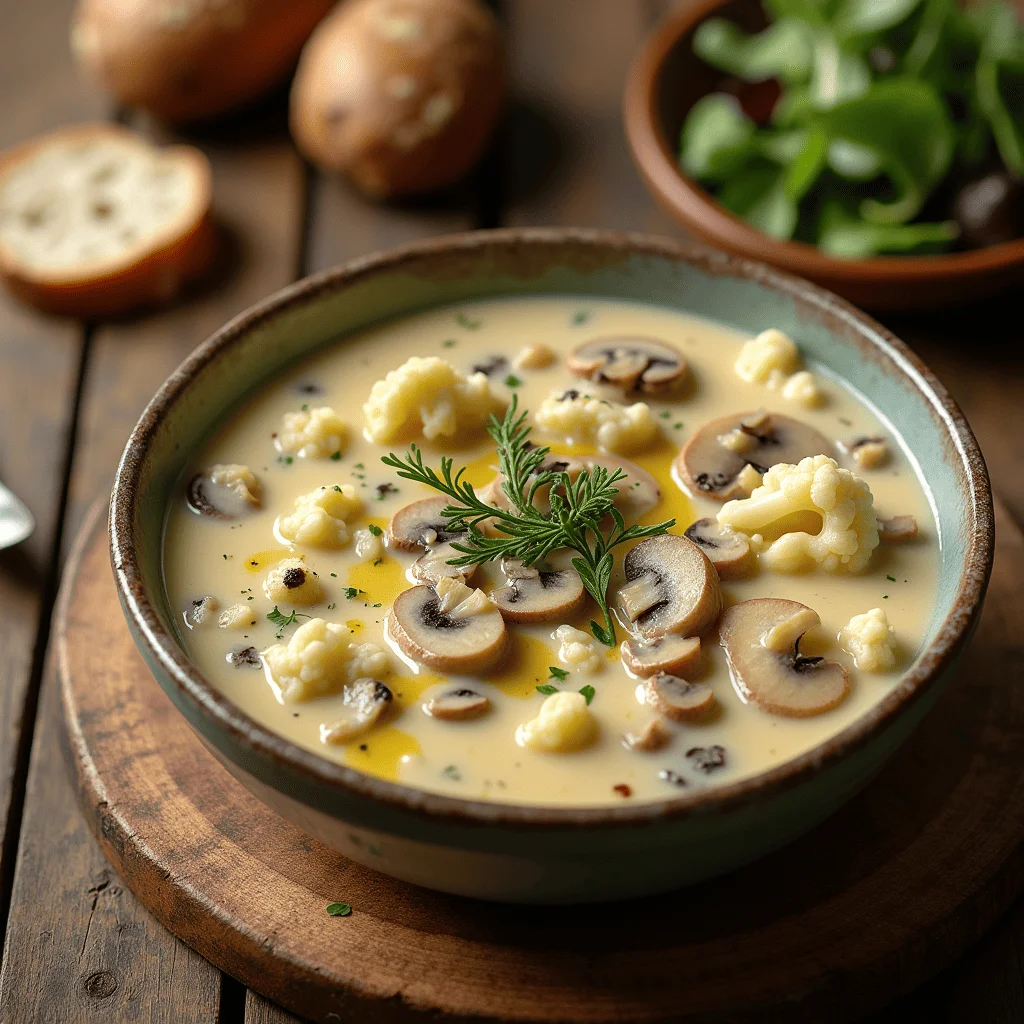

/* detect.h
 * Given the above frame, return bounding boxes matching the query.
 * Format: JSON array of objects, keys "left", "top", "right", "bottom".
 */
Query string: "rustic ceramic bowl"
[
  {"left": 110, "top": 228, "right": 992, "bottom": 903},
  {"left": 623, "top": 0, "right": 1024, "bottom": 311}
]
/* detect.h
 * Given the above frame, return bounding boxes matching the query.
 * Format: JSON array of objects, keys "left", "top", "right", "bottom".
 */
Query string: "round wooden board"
[{"left": 59, "top": 501, "right": 1024, "bottom": 1024}]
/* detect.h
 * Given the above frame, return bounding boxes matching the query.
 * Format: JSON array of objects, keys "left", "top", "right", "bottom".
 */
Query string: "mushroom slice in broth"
[
  {"left": 620, "top": 634, "right": 701, "bottom": 678},
  {"left": 567, "top": 337, "right": 687, "bottom": 393},
  {"left": 676, "top": 410, "right": 833, "bottom": 501},
  {"left": 387, "top": 496, "right": 465, "bottom": 552},
  {"left": 617, "top": 535, "right": 722, "bottom": 639},
  {"left": 490, "top": 558, "right": 586, "bottom": 623},
  {"left": 684, "top": 517, "right": 756, "bottom": 579},
  {"left": 719, "top": 598, "right": 850, "bottom": 717},
  {"left": 389, "top": 584, "right": 507, "bottom": 675}
]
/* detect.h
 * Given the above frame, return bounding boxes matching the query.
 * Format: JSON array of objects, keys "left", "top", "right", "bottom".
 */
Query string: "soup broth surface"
[{"left": 164, "top": 297, "right": 939, "bottom": 807}]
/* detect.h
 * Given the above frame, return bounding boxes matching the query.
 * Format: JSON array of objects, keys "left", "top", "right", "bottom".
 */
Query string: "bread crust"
[
  {"left": 290, "top": 0, "right": 505, "bottom": 198},
  {"left": 0, "top": 123, "right": 216, "bottom": 319},
  {"left": 71, "top": 0, "right": 336, "bottom": 123}
]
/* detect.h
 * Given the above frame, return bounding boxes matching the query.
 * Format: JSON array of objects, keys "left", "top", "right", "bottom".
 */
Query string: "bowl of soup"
[{"left": 110, "top": 228, "right": 992, "bottom": 903}]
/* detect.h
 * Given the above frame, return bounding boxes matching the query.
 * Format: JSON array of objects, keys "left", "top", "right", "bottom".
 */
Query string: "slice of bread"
[{"left": 0, "top": 124, "right": 215, "bottom": 318}]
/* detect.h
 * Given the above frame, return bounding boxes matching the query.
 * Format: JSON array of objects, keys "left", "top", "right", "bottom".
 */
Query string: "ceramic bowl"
[
  {"left": 110, "top": 228, "right": 992, "bottom": 904},
  {"left": 623, "top": 0, "right": 1024, "bottom": 312}
]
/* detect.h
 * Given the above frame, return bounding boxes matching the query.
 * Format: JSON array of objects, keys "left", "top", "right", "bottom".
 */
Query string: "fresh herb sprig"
[{"left": 381, "top": 398, "right": 674, "bottom": 646}]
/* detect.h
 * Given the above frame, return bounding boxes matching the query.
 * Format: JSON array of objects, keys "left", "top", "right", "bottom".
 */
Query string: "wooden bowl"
[{"left": 624, "top": 0, "right": 1024, "bottom": 311}]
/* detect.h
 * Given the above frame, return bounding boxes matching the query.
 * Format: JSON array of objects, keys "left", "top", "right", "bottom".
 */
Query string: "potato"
[
  {"left": 290, "top": 0, "right": 505, "bottom": 198},
  {"left": 71, "top": 0, "right": 336, "bottom": 123}
]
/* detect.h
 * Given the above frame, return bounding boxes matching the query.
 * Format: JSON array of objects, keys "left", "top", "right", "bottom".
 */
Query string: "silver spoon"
[{"left": 0, "top": 480, "right": 35, "bottom": 550}]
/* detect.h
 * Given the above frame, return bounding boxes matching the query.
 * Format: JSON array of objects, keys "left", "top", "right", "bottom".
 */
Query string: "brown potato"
[
  {"left": 290, "top": 0, "right": 505, "bottom": 197},
  {"left": 72, "top": 0, "right": 335, "bottom": 123}
]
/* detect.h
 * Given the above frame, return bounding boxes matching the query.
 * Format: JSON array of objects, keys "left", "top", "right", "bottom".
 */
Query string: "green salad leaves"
[{"left": 680, "top": 0, "right": 1024, "bottom": 256}]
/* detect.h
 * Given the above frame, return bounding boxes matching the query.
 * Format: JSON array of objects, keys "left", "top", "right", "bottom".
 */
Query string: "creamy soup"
[{"left": 163, "top": 297, "right": 938, "bottom": 807}]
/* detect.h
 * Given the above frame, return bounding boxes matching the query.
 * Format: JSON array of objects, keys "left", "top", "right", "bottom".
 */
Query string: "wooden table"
[{"left": 0, "top": 1, "right": 1022, "bottom": 1021}]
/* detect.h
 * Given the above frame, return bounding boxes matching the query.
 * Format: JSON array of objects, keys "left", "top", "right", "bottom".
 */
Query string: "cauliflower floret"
[
  {"left": 362, "top": 356, "right": 505, "bottom": 443},
  {"left": 534, "top": 390, "right": 660, "bottom": 453},
  {"left": 735, "top": 329, "right": 800, "bottom": 386},
  {"left": 781, "top": 370, "right": 823, "bottom": 408},
  {"left": 263, "top": 618, "right": 353, "bottom": 702},
  {"left": 514, "top": 343, "right": 555, "bottom": 370},
  {"left": 516, "top": 692, "right": 598, "bottom": 753},
  {"left": 208, "top": 464, "right": 261, "bottom": 507},
  {"left": 275, "top": 407, "right": 348, "bottom": 459},
  {"left": 717, "top": 455, "right": 879, "bottom": 573},
  {"left": 263, "top": 557, "right": 325, "bottom": 606},
  {"left": 353, "top": 526, "right": 385, "bottom": 561},
  {"left": 218, "top": 602, "right": 256, "bottom": 629},
  {"left": 554, "top": 624, "right": 604, "bottom": 674},
  {"left": 347, "top": 641, "right": 389, "bottom": 681},
  {"left": 276, "top": 485, "right": 361, "bottom": 549},
  {"left": 840, "top": 608, "right": 897, "bottom": 672}
]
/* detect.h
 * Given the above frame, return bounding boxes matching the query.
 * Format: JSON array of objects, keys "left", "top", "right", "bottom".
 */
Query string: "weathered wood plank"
[
  {"left": 0, "top": 651, "right": 222, "bottom": 1022},
  {"left": 245, "top": 992, "right": 303, "bottom": 1024},
  {"left": 0, "top": 0, "right": 106, "bottom": 948},
  {"left": 2, "top": 104, "right": 306, "bottom": 1019},
  {"left": 502, "top": 0, "right": 682, "bottom": 234}
]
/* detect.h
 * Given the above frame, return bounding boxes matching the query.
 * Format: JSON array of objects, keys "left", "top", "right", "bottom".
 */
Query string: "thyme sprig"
[{"left": 380, "top": 398, "right": 674, "bottom": 645}]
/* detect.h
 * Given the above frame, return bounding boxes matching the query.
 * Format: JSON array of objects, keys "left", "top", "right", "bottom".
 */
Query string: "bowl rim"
[
  {"left": 110, "top": 226, "right": 994, "bottom": 830},
  {"left": 623, "top": 0, "right": 1024, "bottom": 284}
]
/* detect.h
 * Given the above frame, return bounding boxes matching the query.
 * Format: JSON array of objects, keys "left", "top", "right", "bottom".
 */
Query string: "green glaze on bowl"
[{"left": 110, "top": 228, "right": 992, "bottom": 903}]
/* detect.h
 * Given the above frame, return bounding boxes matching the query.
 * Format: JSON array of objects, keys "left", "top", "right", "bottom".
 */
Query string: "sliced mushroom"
[
  {"left": 387, "top": 496, "right": 464, "bottom": 552},
  {"left": 642, "top": 672, "right": 716, "bottom": 721},
  {"left": 187, "top": 464, "right": 261, "bottom": 519},
  {"left": 683, "top": 517, "right": 757, "bottom": 579},
  {"left": 719, "top": 598, "right": 850, "bottom": 717},
  {"left": 618, "top": 535, "right": 722, "bottom": 639},
  {"left": 490, "top": 558, "right": 586, "bottom": 623},
  {"left": 411, "top": 542, "right": 477, "bottom": 584},
  {"left": 879, "top": 515, "right": 918, "bottom": 542},
  {"left": 567, "top": 337, "right": 687, "bottom": 393},
  {"left": 623, "top": 718, "right": 673, "bottom": 752},
  {"left": 846, "top": 436, "right": 889, "bottom": 470},
  {"left": 485, "top": 453, "right": 661, "bottom": 521},
  {"left": 320, "top": 678, "right": 393, "bottom": 744},
  {"left": 389, "top": 585, "right": 508, "bottom": 675},
  {"left": 424, "top": 688, "right": 491, "bottom": 721},
  {"left": 620, "top": 635, "right": 701, "bottom": 678},
  {"left": 676, "top": 410, "right": 833, "bottom": 501}
]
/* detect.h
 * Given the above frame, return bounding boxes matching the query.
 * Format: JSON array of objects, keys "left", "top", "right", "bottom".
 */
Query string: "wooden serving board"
[{"left": 58, "top": 501, "right": 1024, "bottom": 1024}]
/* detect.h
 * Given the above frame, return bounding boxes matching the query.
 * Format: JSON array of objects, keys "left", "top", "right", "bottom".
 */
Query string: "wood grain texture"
[
  {"left": 0, "top": 0, "right": 106, "bottom": 940},
  {"left": 0, "top": 653, "right": 222, "bottom": 1023},
  {"left": 54, "top": 500, "right": 1024, "bottom": 1024},
  {"left": 1, "top": 98, "right": 307, "bottom": 1021},
  {"left": 503, "top": 0, "right": 683, "bottom": 235},
  {"left": 246, "top": 992, "right": 303, "bottom": 1024}
]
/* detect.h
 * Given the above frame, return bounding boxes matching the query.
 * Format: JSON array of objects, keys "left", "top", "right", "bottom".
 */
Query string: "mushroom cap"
[
  {"left": 620, "top": 635, "right": 701, "bottom": 678},
  {"left": 683, "top": 517, "right": 756, "bottom": 579},
  {"left": 618, "top": 534, "right": 722, "bottom": 639},
  {"left": 566, "top": 337, "right": 687, "bottom": 393},
  {"left": 622, "top": 718, "right": 673, "bottom": 752},
  {"left": 642, "top": 672, "right": 717, "bottom": 721},
  {"left": 490, "top": 562, "right": 586, "bottom": 623},
  {"left": 719, "top": 598, "right": 851, "bottom": 717},
  {"left": 676, "top": 410, "right": 833, "bottom": 501},
  {"left": 388, "top": 584, "right": 507, "bottom": 674},
  {"left": 387, "top": 496, "right": 465, "bottom": 551},
  {"left": 484, "top": 453, "right": 660, "bottom": 521},
  {"left": 423, "top": 687, "right": 491, "bottom": 720},
  {"left": 187, "top": 468, "right": 259, "bottom": 519},
  {"left": 411, "top": 541, "right": 478, "bottom": 584}
]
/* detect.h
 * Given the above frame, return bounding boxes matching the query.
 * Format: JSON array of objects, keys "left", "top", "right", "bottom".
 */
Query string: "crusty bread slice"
[{"left": 0, "top": 123, "right": 215, "bottom": 318}]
